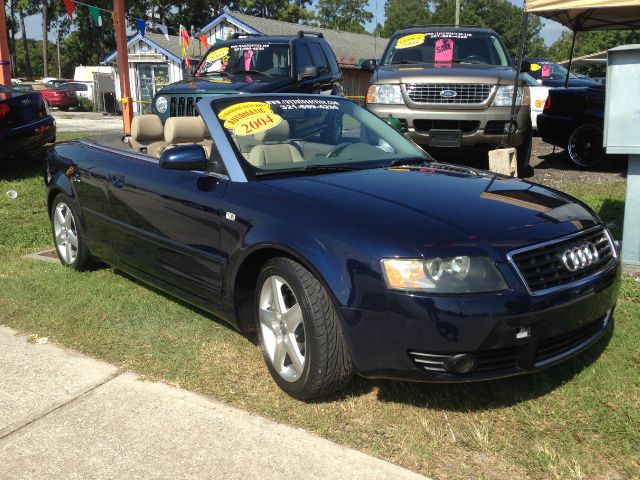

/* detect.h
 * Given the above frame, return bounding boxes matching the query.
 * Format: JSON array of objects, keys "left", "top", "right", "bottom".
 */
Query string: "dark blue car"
[
  {"left": 44, "top": 94, "right": 620, "bottom": 399},
  {"left": 1, "top": 84, "right": 56, "bottom": 158}
]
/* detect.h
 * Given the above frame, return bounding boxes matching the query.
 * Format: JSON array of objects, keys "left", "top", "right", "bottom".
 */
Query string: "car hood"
[
  {"left": 373, "top": 64, "right": 521, "bottom": 86},
  {"left": 262, "top": 164, "right": 598, "bottom": 259},
  {"left": 157, "top": 76, "right": 293, "bottom": 95}
]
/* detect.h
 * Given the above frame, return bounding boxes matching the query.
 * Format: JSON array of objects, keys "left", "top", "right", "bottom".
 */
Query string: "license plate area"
[{"left": 429, "top": 129, "right": 462, "bottom": 148}]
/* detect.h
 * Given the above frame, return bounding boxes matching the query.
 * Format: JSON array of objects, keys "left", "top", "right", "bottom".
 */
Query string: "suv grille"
[
  {"left": 169, "top": 96, "right": 203, "bottom": 117},
  {"left": 509, "top": 226, "right": 616, "bottom": 295},
  {"left": 405, "top": 83, "right": 493, "bottom": 104}
]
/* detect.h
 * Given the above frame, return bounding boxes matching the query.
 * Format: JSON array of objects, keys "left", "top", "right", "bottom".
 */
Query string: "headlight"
[
  {"left": 366, "top": 84, "right": 404, "bottom": 104},
  {"left": 492, "top": 85, "right": 530, "bottom": 107},
  {"left": 380, "top": 256, "right": 508, "bottom": 294},
  {"left": 155, "top": 95, "right": 168, "bottom": 113}
]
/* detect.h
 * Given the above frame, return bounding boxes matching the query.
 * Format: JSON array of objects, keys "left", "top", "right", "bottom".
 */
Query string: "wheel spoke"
[
  {"left": 55, "top": 231, "right": 65, "bottom": 245},
  {"left": 259, "top": 308, "right": 277, "bottom": 333},
  {"left": 65, "top": 242, "right": 73, "bottom": 262},
  {"left": 273, "top": 338, "right": 286, "bottom": 371},
  {"left": 66, "top": 230, "right": 78, "bottom": 248},
  {"left": 55, "top": 207, "right": 65, "bottom": 226},
  {"left": 284, "top": 335, "right": 304, "bottom": 374},
  {"left": 282, "top": 303, "right": 302, "bottom": 332},
  {"left": 270, "top": 277, "right": 285, "bottom": 315}
]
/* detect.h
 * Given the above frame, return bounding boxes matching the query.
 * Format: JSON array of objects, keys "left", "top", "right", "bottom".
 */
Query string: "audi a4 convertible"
[{"left": 45, "top": 94, "right": 620, "bottom": 399}]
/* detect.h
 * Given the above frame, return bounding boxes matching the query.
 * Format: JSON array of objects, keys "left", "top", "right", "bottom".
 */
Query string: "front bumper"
[
  {"left": 1, "top": 116, "right": 56, "bottom": 156},
  {"left": 339, "top": 260, "right": 620, "bottom": 382},
  {"left": 367, "top": 103, "right": 530, "bottom": 148}
]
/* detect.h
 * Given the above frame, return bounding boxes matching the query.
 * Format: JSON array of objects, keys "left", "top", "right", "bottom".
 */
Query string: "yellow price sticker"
[
  {"left": 233, "top": 112, "right": 283, "bottom": 137},
  {"left": 206, "top": 47, "right": 230, "bottom": 63},
  {"left": 396, "top": 33, "right": 426, "bottom": 49},
  {"left": 530, "top": 63, "right": 541, "bottom": 71}
]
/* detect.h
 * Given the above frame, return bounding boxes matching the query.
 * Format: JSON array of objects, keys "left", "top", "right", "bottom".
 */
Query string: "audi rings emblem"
[
  {"left": 21, "top": 98, "right": 31, "bottom": 105},
  {"left": 561, "top": 242, "right": 599, "bottom": 272}
]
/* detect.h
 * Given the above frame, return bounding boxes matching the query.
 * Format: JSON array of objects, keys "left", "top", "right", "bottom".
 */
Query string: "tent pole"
[
  {"left": 565, "top": 30, "right": 577, "bottom": 88},
  {"left": 508, "top": 11, "right": 528, "bottom": 145}
]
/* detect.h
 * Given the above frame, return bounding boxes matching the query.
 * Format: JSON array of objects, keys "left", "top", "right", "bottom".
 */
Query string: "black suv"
[{"left": 152, "top": 32, "right": 343, "bottom": 122}]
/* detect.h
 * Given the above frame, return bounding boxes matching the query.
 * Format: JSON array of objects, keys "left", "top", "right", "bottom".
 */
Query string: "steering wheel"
[
  {"left": 461, "top": 55, "right": 488, "bottom": 64},
  {"left": 325, "top": 143, "right": 352, "bottom": 158}
]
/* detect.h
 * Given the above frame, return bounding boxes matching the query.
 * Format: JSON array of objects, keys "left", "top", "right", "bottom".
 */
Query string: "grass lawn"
[{"left": 1, "top": 142, "right": 638, "bottom": 480}]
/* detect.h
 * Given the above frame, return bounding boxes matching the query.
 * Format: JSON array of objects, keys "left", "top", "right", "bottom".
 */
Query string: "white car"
[{"left": 522, "top": 73, "right": 550, "bottom": 130}]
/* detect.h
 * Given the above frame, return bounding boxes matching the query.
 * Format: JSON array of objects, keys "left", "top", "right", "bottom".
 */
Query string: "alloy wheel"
[
  {"left": 567, "top": 124, "right": 605, "bottom": 168},
  {"left": 53, "top": 202, "right": 79, "bottom": 264},
  {"left": 258, "top": 275, "right": 306, "bottom": 382}
]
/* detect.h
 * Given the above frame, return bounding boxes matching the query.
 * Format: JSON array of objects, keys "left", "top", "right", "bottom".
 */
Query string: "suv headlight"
[
  {"left": 155, "top": 95, "right": 168, "bottom": 113},
  {"left": 492, "top": 86, "right": 530, "bottom": 107},
  {"left": 380, "top": 256, "right": 508, "bottom": 294},
  {"left": 366, "top": 84, "right": 404, "bottom": 104}
]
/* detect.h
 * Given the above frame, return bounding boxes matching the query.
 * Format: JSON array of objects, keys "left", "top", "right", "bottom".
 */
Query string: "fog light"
[
  {"left": 504, "top": 121, "right": 518, "bottom": 135},
  {"left": 444, "top": 354, "right": 478, "bottom": 374}
]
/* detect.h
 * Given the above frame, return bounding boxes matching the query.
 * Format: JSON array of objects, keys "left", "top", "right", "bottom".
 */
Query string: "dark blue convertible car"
[{"left": 45, "top": 94, "right": 620, "bottom": 399}]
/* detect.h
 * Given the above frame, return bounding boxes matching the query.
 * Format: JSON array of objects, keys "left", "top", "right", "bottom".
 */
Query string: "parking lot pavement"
[
  {"left": 51, "top": 110, "right": 124, "bottom": 134},
  {"left": 0, "top": 326, "right": 428, "bottom": 480}
]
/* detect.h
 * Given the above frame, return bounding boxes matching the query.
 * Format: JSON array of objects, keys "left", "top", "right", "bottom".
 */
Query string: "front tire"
[
  {"left": 51, "top": 193, "right": 93, "bottom": 270},
  {"left": 567, "top": 122, "right": 605, "bottom": 168},
  {"left": 255, "top": 257, "right": 353, "bottom": 399}
]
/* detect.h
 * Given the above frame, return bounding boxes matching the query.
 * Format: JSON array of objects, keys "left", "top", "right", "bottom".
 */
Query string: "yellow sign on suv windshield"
[{"left": 396, "top": 33, "right": 426, "bottom": 49}]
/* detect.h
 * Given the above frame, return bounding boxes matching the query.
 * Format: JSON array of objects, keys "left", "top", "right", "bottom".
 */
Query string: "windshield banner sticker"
[
  {"left": 434, "top": 39, "right": 454, "bottom": 62},
  {"left": 426, "top": 31, "right": 472, "bottom": 39},
  {"left": 206, "top": 47, "right": 230, "bottom": 63},
  {"left": 265, "top": 99, "right": 340, "bottom": 110},
  {"left": 396, "top": 34, "right": 426, "bottom": 49},
  {"left": 230, "top": 43, "right": 269, "bottom": 51},
  {"left": 218, "top": 101, "right": 283, "bottom": 136}
]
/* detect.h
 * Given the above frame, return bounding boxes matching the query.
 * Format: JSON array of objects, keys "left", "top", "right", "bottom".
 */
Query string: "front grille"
[
  {"left": 169, "top": 96, "right": 203, "bottom": 117},
  {"left": 535, "top": 315, "right": 608, "bottom": 365},
  {"left": 509, "top": 226, "right": 616, "bottom": 295},
  {"left": 405, "top": 83, "right": 493, "bottom": 104},
  {"left": 413, "top": 119, "right": 479, "bottom": 133}
]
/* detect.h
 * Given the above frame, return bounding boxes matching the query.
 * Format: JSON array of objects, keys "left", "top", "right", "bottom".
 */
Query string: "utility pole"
[
  {"left": 0, "top": 0, "right": 12, "bottom": 87},
  {"left": 42, "top": 0, "right": 48, "bottom": 78},
  {"left": 455, "top": 0, "right": 460, "bottom": 26},
  {"left": 114, "top": 0, "right": 133, "bottom": 134},
  {"left": 57, "top": 30, "right": 61, "bottom": 78}
]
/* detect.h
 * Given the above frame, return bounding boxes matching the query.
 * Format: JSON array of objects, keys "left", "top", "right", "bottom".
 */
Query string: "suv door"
[{"left": 294, "top": 40, "right": 335, "bottom": 94}]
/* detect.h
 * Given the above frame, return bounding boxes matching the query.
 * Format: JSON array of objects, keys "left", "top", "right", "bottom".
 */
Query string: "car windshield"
[
  {"left": 382, "top": 30, "right": 511, "bottom": 67},
  {"left": 196, "top": 42, "right": 291, "bottom": 78},
  {"left": 212, "top": 96, "right": 427, "bottom": 176},
  {"left": 521, "top": 73, "right": 538, "bottom": 87},
  {"left": 528, "top": 61, "right": 578, "bottom": 81}
]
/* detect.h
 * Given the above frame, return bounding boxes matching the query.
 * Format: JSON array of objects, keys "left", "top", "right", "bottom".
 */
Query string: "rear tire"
[
  {"left": 567, "top": 122, "right": 605, "bottom": 168},
  {"left": 50, "top": 193, "right": 93, "bottom": 271},
  {"left": 255, "top": 257, "right": 353, "bottom": 399}
]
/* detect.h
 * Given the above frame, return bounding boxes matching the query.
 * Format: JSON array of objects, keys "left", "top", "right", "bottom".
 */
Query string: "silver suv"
[{"left": 363, "top": 26, "right": 532, "bottom": 170}]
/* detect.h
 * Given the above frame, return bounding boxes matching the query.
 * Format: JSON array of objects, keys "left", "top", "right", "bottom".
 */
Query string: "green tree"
[
  {"left": 316, "top": 0, "right": 373, "bottom": 33},
  {"left": 231, "top": 0, "right": 313, "bottom": 23},
  {"left": 548, "top": 29, "right": 640, "bottom": 61},
  {"left": 382, "top": 0, "right": 430, "bottom": 38}
]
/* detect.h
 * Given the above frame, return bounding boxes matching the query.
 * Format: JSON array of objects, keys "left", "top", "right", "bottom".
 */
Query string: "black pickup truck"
[
  {"left": 152, "top": 32, "right": 344, "bottom": 123},
  {"left": 537, "top": 85, "right": 608, "bottom": 168}
]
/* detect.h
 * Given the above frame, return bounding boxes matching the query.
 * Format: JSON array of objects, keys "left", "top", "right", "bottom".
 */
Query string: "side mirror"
[
  {"left": 298, "top": 65, "right": 319, "bottom": 81},
  {"left": 520, "top": 60, "right": 532, "bottom": 73},
  {"left": 361, "top": 59, "right": 378, "bottom": 71},
  {"left": 160, "top": 144, "right": 207, "bottom": 170}
]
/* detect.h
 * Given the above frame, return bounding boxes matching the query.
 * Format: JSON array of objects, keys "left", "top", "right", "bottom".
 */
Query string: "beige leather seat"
[
  {"left": 247, "top": 120, "right": 303, "bottom": 167},
  {"left": 128, "top": 114, "right": 166, "bottom": 156},
  {"left": 163, "top": 116, "right": 211, "bottom": 156}
]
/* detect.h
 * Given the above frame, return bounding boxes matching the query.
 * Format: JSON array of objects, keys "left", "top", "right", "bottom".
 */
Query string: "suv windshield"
[
  {"left": 212, "top": 96, "right": 426, "bottom": 176},
  {"left": 382, "top": 30, "right": 511, "bottom": 67},
  {"left": 196, "top": 42, "right": 291, "bottom": 77}
]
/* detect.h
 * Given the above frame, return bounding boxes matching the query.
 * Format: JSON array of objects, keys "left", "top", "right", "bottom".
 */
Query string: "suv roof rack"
[
  {"left": 401, "top": 24, "right": 484, "bottom": 30},
  {"left": 298, "top": 30, "right": 324, "bottom": 38},
  {"left": 231, "top": 32, "right": 265, "bottom": 39}
]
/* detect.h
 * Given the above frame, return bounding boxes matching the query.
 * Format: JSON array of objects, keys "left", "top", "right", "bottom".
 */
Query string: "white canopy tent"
[{"left": 525, "top": 0, "right": 640, "bottom": 30}]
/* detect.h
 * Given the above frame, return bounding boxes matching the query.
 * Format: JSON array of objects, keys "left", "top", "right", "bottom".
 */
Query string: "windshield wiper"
[
  {"left": 255, "top": 164, "right": 362, "bottom": 178},
  {"left": 200, "top": 71, "right": 232, "bottom": 77},
  {"left": 387, "top": 157, "right": 431, "bottom": 168},
  {"left": 391, "top": 60, "right": 422, "bottom": 65},
  {"left": 229, "top": 69, "right": 273, "bottom": 77}
]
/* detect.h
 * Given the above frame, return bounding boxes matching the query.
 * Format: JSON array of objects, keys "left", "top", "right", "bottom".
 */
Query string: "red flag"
[
  {"left": 63, "top": 0, "right": 75, "bottom": 18},
  {"left": 180, "top": 27, "right": 189, "bottom": 48},
  {"left": 198, "top": 35, "right": 208, "bottom": 49}
]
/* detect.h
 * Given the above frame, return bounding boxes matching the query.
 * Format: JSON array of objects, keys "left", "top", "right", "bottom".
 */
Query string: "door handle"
[{"left": 111, "top": 174, "right": 125, "bottom": 188}]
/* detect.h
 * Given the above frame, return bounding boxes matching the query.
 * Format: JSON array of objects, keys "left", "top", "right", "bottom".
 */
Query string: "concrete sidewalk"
[{"left": 0, "top": 326, "right": 427, "bottom": 480}]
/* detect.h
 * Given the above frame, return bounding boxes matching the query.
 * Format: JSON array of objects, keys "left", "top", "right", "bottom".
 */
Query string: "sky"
[{"left": 22, "top": 0, "right": 568, "bottom": 45}]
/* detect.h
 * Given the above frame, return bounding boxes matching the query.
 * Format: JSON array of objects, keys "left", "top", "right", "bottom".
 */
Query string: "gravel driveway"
[{"left": 52, "top": 110, "right": 123, "bottom": 134}]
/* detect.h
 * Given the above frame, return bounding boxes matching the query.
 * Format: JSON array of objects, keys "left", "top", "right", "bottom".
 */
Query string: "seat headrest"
[
  {"left": 254, "top": 120, "right": 290, "bottom": 142},
  {"left": 164, "top": 116, "right": 208, "bottom": 144},
  {"left": 131, "top": 114, "right": 163, "bottom": 141}
]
